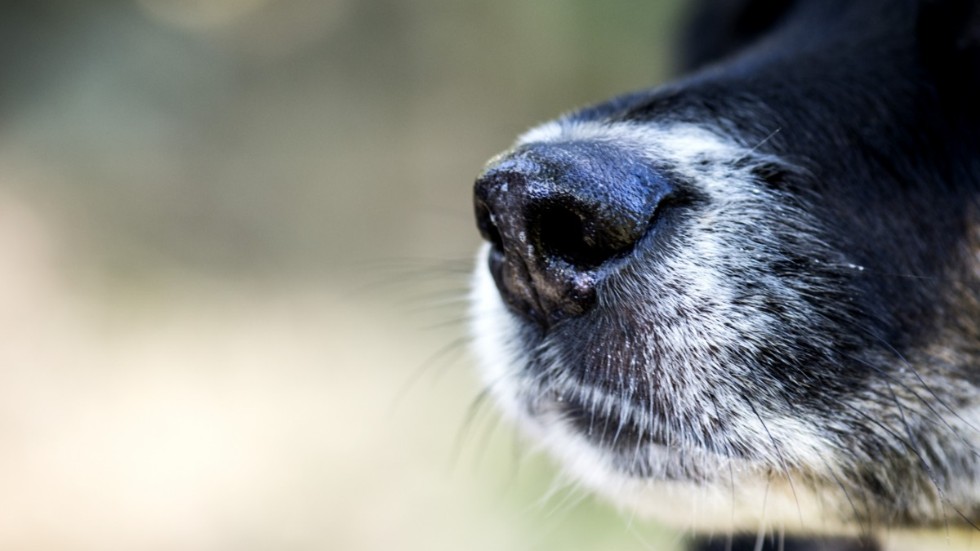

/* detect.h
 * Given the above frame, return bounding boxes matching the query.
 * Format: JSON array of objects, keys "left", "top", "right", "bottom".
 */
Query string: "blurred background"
[{"left": 0, "top": 1, "right": 689, "bottom": 549}]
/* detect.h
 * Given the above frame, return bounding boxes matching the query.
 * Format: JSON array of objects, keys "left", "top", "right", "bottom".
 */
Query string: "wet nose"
[{"left": 473, "top": 141, "right": 673, "bottom": 328}]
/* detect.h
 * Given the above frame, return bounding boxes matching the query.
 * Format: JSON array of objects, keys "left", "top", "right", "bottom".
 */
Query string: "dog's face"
[{"left": 470, "top": 0, "right": 980, "bottom": 536}]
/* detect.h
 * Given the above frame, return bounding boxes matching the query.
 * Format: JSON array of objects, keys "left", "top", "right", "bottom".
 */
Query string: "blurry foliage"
[
  {"left": 1, "top": 0, "right": 686, "bottom": 281},
  {"left": 0, "top": 1, "right": 692, "bottom": 550}
]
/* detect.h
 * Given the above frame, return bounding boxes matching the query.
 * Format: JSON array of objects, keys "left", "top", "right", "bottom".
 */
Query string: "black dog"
[{"left": 469, "top": 1, "right": 980, "bottom": 549}]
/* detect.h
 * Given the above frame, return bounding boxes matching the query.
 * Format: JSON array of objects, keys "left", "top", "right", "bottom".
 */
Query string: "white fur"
[{"left": 471, "top": 119, "right": 980, "bottom": 541}]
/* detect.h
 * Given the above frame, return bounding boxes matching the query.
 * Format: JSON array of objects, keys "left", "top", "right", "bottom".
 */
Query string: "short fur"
[{"left": 469, "top": 1, "right": 980, "bottom": 549}]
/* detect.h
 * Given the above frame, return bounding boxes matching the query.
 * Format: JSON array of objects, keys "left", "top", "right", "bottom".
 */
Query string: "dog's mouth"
[
  {"left": 545, "top": 384, "right": 661, "bottom": 447},
  {"left": 543, "top": 390, "right": 692, "bottom": 479},
  {"left": 521, "top": 347, "right": 751, "bottom": 479}
]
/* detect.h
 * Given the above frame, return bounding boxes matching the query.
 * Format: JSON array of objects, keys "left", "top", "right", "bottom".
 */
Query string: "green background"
[{"left": 0, "top": 1, "right": 688, "bottom": 549}]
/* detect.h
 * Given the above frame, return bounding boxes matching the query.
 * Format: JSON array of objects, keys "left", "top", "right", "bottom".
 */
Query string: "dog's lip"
[
  {"left": 547, "top": 391, "right": 665, "bottom": 451},
  {"left": 544, "top": 391, "right": 718, "bottom": 480}
]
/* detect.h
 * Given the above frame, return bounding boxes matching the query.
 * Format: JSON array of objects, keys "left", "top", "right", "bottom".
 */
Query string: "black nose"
[{"left": 474, "top": 141, "right": 673, "bottom": 328}]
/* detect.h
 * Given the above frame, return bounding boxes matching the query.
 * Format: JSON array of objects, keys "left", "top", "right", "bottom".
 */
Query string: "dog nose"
[{"left": 474, "top": 141, "right": 672, "bottom": 327}]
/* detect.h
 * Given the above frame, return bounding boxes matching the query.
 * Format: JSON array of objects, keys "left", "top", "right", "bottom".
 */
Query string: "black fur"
[{"left": 470, "top": 1, "right": 980, "bottom": 549}]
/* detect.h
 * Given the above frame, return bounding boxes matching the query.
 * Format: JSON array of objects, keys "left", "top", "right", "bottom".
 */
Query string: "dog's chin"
[{"left": 511, "top": 417, "right": 847, "bottom": 534}]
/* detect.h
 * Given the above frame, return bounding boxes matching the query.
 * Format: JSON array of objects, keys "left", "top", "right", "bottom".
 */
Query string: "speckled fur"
[{"left": 468, "top": 0, "right": 980, "bottom": 548}]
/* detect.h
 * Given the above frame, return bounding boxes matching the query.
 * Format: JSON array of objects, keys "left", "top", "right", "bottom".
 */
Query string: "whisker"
[
  {"left": 744, "top": 395, "right": 804, "bottom": 530},
  {"left": 448, "top": 387, "right": 494, "bottom": 473},
  {"left": 740, "top": 127, "right": 782, "bottom": 161},
  {"left": 389, "top": 334, "right": 473, "bottom": 414}
]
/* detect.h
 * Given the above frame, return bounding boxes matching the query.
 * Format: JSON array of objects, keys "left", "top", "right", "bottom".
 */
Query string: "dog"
[{"left": 468, "top": 0, "right": 980, "bottom": 549}]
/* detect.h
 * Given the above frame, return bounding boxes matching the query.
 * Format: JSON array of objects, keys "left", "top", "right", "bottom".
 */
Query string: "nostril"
[
  {"left": 531, "top": 198, "right": 641, "bottom": 270},
  {"left": 533, "top": 202, "right": 602, "bottom": 269}
]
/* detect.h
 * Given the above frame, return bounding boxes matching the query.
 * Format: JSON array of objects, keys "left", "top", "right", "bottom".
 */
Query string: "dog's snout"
[{"left": 474, "top": 142, "right": 672, "bottom": 327}]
